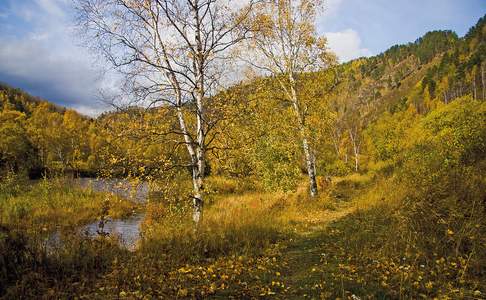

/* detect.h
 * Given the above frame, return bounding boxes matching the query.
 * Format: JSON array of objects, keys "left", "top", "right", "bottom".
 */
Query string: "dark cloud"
[{"left": 0, "top": 0, "right": 112, "bottom": 116}]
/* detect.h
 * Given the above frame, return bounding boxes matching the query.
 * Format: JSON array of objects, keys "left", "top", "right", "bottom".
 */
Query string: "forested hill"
[
  {"left": 0, "top": 83, "right": 94, "bottom": 176},
  {"left": 0, "top": 15, "right": 485, "bottom": 179},
  {"left": 212, "top": 14, "right": 485, "bottom": 186},
  {"left": 0, "top": 82, "right": 68, "bottom": 115},
  {"left": 333, "top": 13, "right": 485, "bottom": 113}
]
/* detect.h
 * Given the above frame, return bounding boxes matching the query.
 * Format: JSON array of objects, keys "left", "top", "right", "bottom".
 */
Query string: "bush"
[
  {"left": 0, "top": 171, "right": 27, "bottom": 198},
  {"left": 392, "top": 96, "right": 486, "bottom": 280},
  {"left": 253, "top": 137, "right": 301, "bottom": 192},
  {"left": 322, "top": 160, "right": 351, "bottom": 177}
]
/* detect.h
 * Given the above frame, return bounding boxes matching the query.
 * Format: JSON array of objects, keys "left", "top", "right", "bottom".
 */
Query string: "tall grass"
[
  {"left": 141, "top": 192, "right": 285, "bottom": 263},
  {"left": 0, "top": 225, "right": 126, "bottom": 298},
  {"left": 0, "top": 175, "right": 138, "bottom": 297},
  {"left": 309, "top": 170, "right": 486, "bottom": 299},
  {"left": 0, "top": 177, "right": 137, "bottom": 230}
]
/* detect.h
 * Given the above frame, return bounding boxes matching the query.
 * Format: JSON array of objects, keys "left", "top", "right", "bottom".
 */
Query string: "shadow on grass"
[{"left": 281, "top": 202, "right": 485, "bottom": 299}]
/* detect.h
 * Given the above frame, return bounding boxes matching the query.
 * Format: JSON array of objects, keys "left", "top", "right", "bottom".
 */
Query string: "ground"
[{"left": 2, "top": 175, "right": 484, "bottom": 299}]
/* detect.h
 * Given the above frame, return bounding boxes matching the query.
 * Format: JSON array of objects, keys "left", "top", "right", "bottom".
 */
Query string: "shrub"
[
  {"left": 395, "top": 96, "right": 486, "bottom": 278},
  {"left": 322, "top": 159, "right": 351, "bottom": 177}
]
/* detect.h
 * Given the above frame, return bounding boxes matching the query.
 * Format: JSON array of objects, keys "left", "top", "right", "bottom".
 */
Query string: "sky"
[{"left": 0, "top": 0, "right": 484, "bottom": 116}]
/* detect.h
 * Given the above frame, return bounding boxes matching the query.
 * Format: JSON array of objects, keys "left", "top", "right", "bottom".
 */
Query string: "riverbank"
[{"left": 0, "top": 177, "right": 138, "bottom": 231}]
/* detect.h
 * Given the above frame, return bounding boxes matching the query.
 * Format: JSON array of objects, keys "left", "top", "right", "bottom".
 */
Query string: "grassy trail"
[
  {"left": 203, "top": 178, "right": 366, "bottom": 298},
  {"left": 280, "top": 206, "right": 357, "bottom": 299}
]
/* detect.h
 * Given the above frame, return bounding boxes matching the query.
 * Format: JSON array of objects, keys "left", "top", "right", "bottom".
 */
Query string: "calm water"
[
  {"left": 50, "top": 178, "right": 149, "bottom": 251},
  {"left": 81, "top": 213, "right": 145, "bottom": 251},
  {"left": 74, "top": 178, "right": 149, "bottom": 203}
]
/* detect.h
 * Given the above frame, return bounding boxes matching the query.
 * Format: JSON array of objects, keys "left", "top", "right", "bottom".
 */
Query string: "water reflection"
[
  {"left": 47, "top": 178, "right": 149, "bottom": 251},
  {"left": 82, "top": 213, "right": 145, "bottom": 251}
]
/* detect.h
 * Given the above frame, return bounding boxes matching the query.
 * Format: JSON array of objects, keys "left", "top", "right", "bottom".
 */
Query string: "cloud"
[
  {"left": 325, "top": 29, "right": 372, "bottom": 62},
  {"left": 0, "top": 0, "right": 111, "bottom": 116},
  {"left": 0, "top": 36, "right": 105, "bottom": 107}
]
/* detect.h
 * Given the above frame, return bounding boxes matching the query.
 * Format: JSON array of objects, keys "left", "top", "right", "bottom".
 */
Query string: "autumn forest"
[{"left": 0, "top": 1, "right": 485, "bottom": 299}]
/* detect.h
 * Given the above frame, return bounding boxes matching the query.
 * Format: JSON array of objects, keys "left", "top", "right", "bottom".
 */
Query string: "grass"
[
  {"left": 277, "top": 176, "right": 485, "bottom": 299},
  {"left": 288, "top": 206, "right": 485, "bottom": 299},
  {"left": 205, "top": 175, "right": 258, "bottom": 195},
  {"left": 1, "top": 173, "right": 484, "bottom": 299},
  {"left": 0, "top": 176, "right": 139, "bottom": 297},
  {"left": 0, "top": 177, "right": 138, "bottom": 231}
]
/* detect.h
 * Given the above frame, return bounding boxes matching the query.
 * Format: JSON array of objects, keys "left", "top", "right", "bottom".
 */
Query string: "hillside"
[
  {"left": 0, "top": 83, "right": 94, "bottom": 177},
  {"left": 1, "top": 15, "right": 484, "bottom": 179},
  {"left": 0, "top": 82, "right": 68, "bottom": 115},
  {"left": 210, "top": 15, "right": 485, "bottom": 186}
]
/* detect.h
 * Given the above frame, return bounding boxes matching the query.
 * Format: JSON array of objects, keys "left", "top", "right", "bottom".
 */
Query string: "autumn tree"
[
  {"left": 244, "top": 0, "right": 335, "bottom": 197},
  {"left": 27, "top": 103, "right": 68, "bottom": 172},
  {"left": 62, "top": 110, "right": 90, "bottom": 173},
  {"left": 0, "top": 109, "right": 34, "bottom": 173},
  {"left": 76, "top": 0, "right": 257, "bottom": 225}
]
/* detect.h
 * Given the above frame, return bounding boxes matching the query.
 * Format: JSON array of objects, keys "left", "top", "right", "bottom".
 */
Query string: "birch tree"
[
  {"left": 75, "top": 0, "right": 256, "bottom": 225},
  {"left": 244, "top": 0, "right": 335, "bottom": 197},
  {"left": 345, "top": 104, "right": 364, "bottom": 172}
]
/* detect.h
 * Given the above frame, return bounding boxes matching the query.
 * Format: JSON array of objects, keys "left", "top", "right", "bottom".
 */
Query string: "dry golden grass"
[
  {"left": 0, "top": 178, "right": 137, "bottom": 230},
  {"left": 3, "top": 173, "right": 483, "bottom": 299}
]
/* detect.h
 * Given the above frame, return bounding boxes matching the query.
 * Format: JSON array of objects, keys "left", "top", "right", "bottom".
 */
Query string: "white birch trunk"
[
  {"left": 192, "top": 98, "right": 205, "bottom": 225},
  {"left": 349, "top": 128, "right": 360, "bottom": 172},
  {"left": 289, "top": 74, "right": 318, "bottom": 197},
  {"left": 481, "top": 62, "right": 485, "bottom": 100},
  {"left": 175, "top": 96, "right": 203, "bottom": 224},
  {"left": 192, "top": 1, "right": 205, "bottom": 225}
]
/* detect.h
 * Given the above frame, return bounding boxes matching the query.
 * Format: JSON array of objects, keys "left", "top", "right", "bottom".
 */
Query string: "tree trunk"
[
  {"left": 481, "top": 62, "right": 485, "bottom": 100},
  {"left": 193, "top": 1, "right": 205, "bottom": 225},
  {"left": 288, "top": 74, "right": 318, "bottom": 197},
  {"left": 170, "top": 52, "right": 204, "bottom": 226},
  {"left": 191, "top": 161, "right": 204, "bottom": 224},
  {"left": 302, "top": 136, "right": 318, "bottom": 197},
  {"left": 473, "top": 76, "right": 477, "bottom": 100},
  {"left": 192, "top": 101, "right": 205, "bottom": 225},
  {"left": 174, "top": 93, "right": 204, "bottom": 227},
  {"left": 175, "top": 104, "right": 203, "bottom": 224},
  {"left": 348, "top": 128, "right": 360, "bottom": 172}
]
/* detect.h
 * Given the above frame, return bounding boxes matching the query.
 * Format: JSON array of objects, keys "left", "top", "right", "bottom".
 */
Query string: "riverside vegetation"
[{"left": 1, "top": 3, "right": 486, "bottom": 299}]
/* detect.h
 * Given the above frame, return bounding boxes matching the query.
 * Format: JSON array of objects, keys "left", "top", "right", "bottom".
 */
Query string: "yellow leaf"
[{"left": 177, "top": 288, "right": 188, "bottom": 297}]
